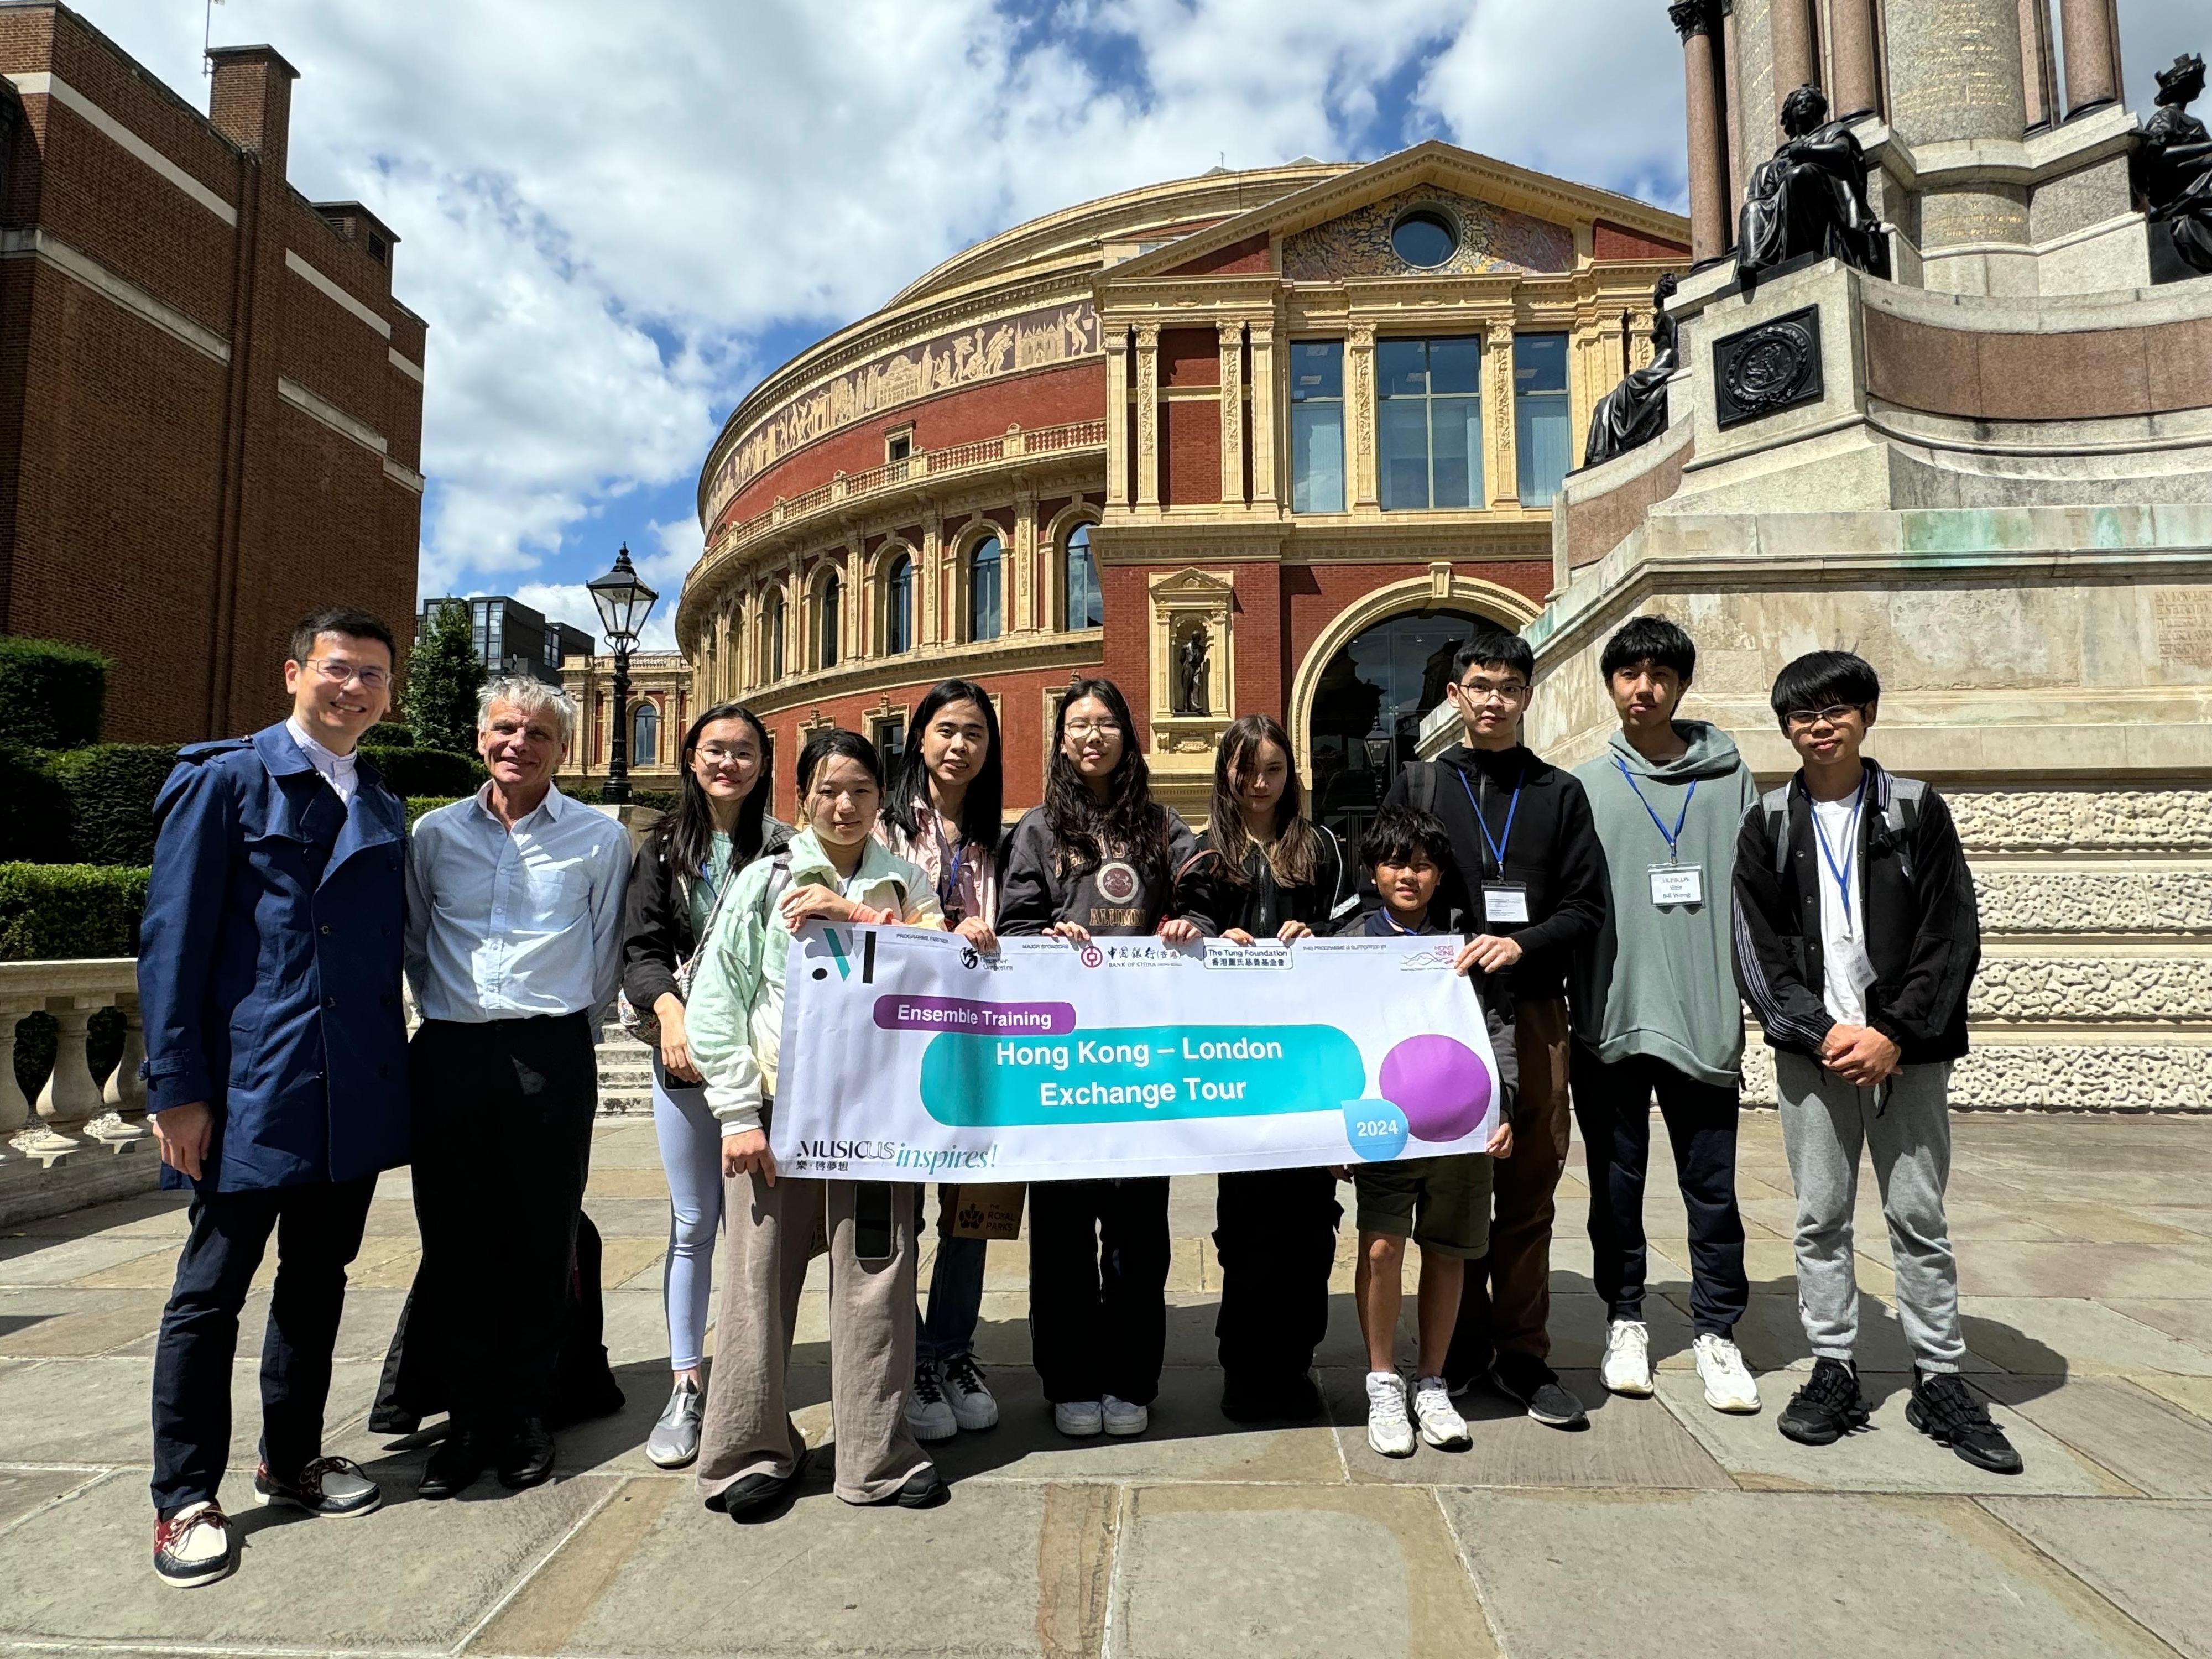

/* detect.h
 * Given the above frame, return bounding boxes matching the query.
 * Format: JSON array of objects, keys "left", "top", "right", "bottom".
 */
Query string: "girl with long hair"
[
  {"left": 874, "top": 681, "right": 1006, "bottom": 1443},
  {"left": 998, "top": 676, "right": 1215, "bottom": 1438},
  {"left": 686, "top": 729, "right": 952, "bottom": 1516},
  {"left": 1188, "top": 714, "right": 1354, "bottom": 1424},
  {"left": 619, "top": 701, "right": 788, "bottom": 1469}
]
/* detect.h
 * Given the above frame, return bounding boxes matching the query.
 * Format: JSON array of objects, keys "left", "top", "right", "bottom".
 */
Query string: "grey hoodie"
[{"left": 1571, "top": 721, "right": 1759, "bottom": 1086}]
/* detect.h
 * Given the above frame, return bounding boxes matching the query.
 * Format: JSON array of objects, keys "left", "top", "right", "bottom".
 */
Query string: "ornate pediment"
[
  {"left": 1284, "top": 186, "right": 1575, "bottom": 280},
  {"left": 1147, "top": 567, "right": 1238, "bottom": 604}
]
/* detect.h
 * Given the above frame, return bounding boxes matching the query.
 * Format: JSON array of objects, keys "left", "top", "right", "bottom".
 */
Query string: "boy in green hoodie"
[{"left": 1570, "top": 617, "right": 1760, "bottom": 1415}]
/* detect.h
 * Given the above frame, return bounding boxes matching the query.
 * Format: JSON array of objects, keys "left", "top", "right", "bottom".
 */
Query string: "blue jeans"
[
  {"left": 651, "top": 1059, "right": 723, "bottom": 1373},
  {"left": 914, "top": 1187, "right": 987, "bottom": 1366}
]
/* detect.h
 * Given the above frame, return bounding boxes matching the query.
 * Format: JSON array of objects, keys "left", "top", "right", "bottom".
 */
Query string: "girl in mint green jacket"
[{"left": 685, "top": 729, "right": 948, "bottom": 1517}]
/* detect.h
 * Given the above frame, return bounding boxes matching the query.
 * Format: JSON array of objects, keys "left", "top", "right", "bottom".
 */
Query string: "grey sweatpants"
[{"left": 1774, "top": 1053, "right": 1964, "bottom": 1374}]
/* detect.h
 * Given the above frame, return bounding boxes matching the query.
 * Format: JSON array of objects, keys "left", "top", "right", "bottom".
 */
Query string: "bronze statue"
[
  {"left": 1583, "top": 274, "right": 1681, "bottom": 467},
  {"left": 1176, "top": 626, "right": 1210, "bottom": 716},
  {"left": 2138, "top": 54, "right": 2212, "bottom": 278},
  {"left": 1737, "top": 84, "right": 1891, "bottom": 286}
]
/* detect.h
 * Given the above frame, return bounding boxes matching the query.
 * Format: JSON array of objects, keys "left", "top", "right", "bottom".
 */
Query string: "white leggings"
[{"left": 651, "top": 1060, "right": 724, "bottom": 1371}]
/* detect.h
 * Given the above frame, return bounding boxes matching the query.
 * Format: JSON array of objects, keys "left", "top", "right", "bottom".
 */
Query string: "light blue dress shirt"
[{"left": 404, "top": 783, "right": 632, "bottom": 1023}]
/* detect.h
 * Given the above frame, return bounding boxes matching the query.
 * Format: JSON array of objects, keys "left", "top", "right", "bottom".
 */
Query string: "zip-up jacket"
[
  {"left": 620, "top": 816, "right": 793, "bottom": 1014},
  {"left": 1731, "top": 759, "right": 1979, "bottom": 1065},
  {"left": 998, "top": 805, "right": 1216, "bottom": 938},
  {"left": 1184, "top": 823, "right": 1354, "bottom": 938}
]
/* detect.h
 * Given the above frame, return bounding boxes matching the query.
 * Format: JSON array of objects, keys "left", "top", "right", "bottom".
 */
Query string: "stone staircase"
[{"left": 593, "top": 1018, "right": 656, "bottom": 1116}]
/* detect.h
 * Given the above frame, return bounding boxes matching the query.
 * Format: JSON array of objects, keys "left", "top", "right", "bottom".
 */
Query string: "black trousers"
[
  {"left": 1214, "top": 1167, "right": 1340, "bottom": 1387},
  {"left": 1027, "top": 1177, "right": 1170, "bottom": 1405},
  {"left": 409, "top": 1013, "right": 596, "bottom": 1429},
  {"left": 149, "top": 1174, "right": 377, "bottom": 1515},
  {"left": 1571, "top": 1047, "right": 1749, "bottom": 1338}
]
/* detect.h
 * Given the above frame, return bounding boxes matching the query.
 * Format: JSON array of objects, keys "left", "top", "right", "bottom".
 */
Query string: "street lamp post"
[{"left": 586, "top": 543, "right": 659, "bottom": 806}]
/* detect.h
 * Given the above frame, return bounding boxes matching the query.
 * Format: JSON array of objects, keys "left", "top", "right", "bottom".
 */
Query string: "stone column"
[
  {"left": 1885, "top": 0, "right": 2031, "bottom": 279},
  {"left": 1347, "top": 324, "right": 1378, "bottom": 510},
  {"left": 1487, "top": 319, "right": 1519, "bottom": 508},
  {"left": 0, "top": 999, "right": 33, "bottom": 1165},
  {"left": 1014, "top": 492, "right": 1039, "bottom": 633},
  {"left": 96, "top": 994, "right": 148, "bottom": 1145},
  {"left": 2058, "top": 0, "right": 2118, "bottom": 115},
  {"left": 1134, "top": 326, "right": 1161, "bottom": 510},
  {"left": 1830, "top": 0, "right": 1881, "bottom": 115},
  {"left": 28, "top": 997, "right": 103, "bottom": 1160},
  {"left": 1672, "top": 1, "right": 1729, "bottom": 263},
  {"left": 1104, "top": 329, "right": 1132, "bottom": 509},
  {"left": 1217, "top": 322, "right": 1245, "bottom": 506},
  {"left": 920, "top": 512, "right": 943, "bottom": 646},
  {"left": 844, "top": 535, "right": 865, "bottom": 661},
  {"left": 2018, "top": 0, "right": 2058, "bottom": 128},
  {"left": 1722, "top": 0, "right": 1746, "bottom": 218},
  {"left": 1249, "top": 323, "right": 1279, "bottom": 507},
  {"left": 1770, "top": 0, "right": 1816, "bottom": 103}
]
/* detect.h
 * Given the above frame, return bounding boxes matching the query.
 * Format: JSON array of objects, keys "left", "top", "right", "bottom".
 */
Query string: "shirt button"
[
  {"left": 324, "top": 995, "right": 338, "bottom": 1010},
  {"left": 320, "top": 925, "right": 333, "bottom": 936}
]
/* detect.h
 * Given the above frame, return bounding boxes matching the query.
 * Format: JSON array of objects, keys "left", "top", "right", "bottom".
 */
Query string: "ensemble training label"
[{"left": 774, "top": 925, "right": 1503, "bottom": 1183}]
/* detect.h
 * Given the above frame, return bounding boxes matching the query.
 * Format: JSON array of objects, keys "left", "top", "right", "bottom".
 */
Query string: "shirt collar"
[
  {"left": 474, "top": 780, "right": 566, "bottom": 828},
  {"left": 285, "top": 715, "right": 358, "bottom": 771}
]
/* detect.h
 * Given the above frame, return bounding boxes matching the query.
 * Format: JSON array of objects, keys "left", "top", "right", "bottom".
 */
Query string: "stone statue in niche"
[
  {"left": 1736, "top": 84, "right": 1892, "bottom": 287},
  {"left": 1175, "top": 624, "right": 1211, "bottom": 716},
  {"left": 2136, "top": 54, "right": 2212, "bottom": 278},
  {"left": 1582, "top": 273, "right": 1681, "bottom": 467}
]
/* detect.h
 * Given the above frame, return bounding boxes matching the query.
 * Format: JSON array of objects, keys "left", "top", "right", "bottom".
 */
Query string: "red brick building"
[
  {"left": 676, "top": 145, "right": 1686, "bottom": 836},
  {"left": 0, "top": 4, "right": 424, "bottom": 743}
]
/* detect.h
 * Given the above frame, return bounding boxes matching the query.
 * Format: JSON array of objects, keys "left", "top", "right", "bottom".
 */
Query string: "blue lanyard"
[
  {"left": 1614, "top": 759, "right": 1697, "bottom": 862},
  {"left": 1807, "top": 779, "right": 1866, "bottom": 922},
  {"left": 930, "top": 808, "right": 970, "bottom": 911},
  {"left": 1455, "top": 766, "right": 1524, "bottom": 879}
]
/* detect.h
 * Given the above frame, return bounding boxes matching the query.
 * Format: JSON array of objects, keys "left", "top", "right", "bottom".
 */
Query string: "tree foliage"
[{"left": 404, "top": 599, "right": 484, "bottom": 755}]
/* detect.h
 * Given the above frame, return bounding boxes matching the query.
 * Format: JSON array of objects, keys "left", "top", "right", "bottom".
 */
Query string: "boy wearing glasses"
[
  {"left": 1384, "top": 625, "right": 1606, "bottom": 1431},
  {"left": 139, "top": 609, "right": 412, "bottom": 1587},
  {"left": 1733, "top": 651, "right": 2020, "bottom": 1473}
]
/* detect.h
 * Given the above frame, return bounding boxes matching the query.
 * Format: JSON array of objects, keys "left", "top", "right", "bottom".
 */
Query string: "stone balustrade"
[{"left": 0, "top": 959, "right": 155, "bottom": 1225}]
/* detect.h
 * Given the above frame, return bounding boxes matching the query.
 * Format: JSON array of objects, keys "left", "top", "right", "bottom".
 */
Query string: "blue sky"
[{"left": 86, "top": 0, "right": 2203, "bottom": 649}]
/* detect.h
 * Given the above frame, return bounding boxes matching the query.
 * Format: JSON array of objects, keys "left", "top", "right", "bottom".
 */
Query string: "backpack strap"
[
  {"left": 1401, "top": 760, "right": 1438, "bottom": 816},
  {"left": 1761, "top": 783, "right": 1794, "bottom": 882},
  {"left": 1883, "top": 775, "right": 1926, "bottom": 883}
]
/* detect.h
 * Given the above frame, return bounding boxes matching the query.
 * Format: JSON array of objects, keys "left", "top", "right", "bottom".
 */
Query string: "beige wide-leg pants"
[{"left": 695, "top": 1165, "right": 930, "bottom": 1506}]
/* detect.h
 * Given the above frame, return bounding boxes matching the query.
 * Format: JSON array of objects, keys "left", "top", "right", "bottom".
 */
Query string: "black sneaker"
[
  {"left": 887, "top": 1465, "right": 948, "bottom": 1509},
  {"left": 1490, "top": 1354, "right": 1589, "bottom": 1430},
  {"left": 1778, "top": 1358, "right": 1871, "bottom": 1446},
  {"left": 714, "top": 1444, "right": 811, "bottom": 1520},
  {"left": 1908, "top": 1369, "right": 2023, "bottom": 1474}
]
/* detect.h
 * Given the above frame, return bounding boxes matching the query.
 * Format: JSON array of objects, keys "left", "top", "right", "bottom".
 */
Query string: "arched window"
[
  {"left": 1309, "top": 607, "right": 1483, "bottom": 850},
  {"left": 820, "top": 572, "right": 841, "bottom": 670},
  {"left": 767, "top": 592, "right": 786, "bottom": 681},
  {"left": 632, "top": 700, "right": 659, "bottom": 766},
  {"left": 1063, "top": 521, "right": 1102, "bottom": 630},
  {"left": 969, "top": 535, "right": 1003, "bottom": 642},
  {"left": 885, "top": 553, "right": 913, "bottom": 654}
]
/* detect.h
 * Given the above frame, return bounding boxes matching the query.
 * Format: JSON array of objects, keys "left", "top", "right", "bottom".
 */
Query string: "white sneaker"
[
  {"left": 1412, "top": 1376, "right": 1470, "bottom": 1450},
  {"left": 1054, "top": 1400, "right": 1104, "bottom": 1438},
  {"left": 905, "top": 1361, "right": 958, "bottom": 1442},
  {"left": 1102, "top": 1394, "right": 1149, "bottom": 1437},
  {"left": 941, "top": 1353, "right": 999, "bottom": 1432},
  {"left": 1694, "top": 1333, "right": 1761, "bottom": 1413},
  {"left": 152, "top": 1500, "right": 234, "bottom": 1588},
  {"left": 1601, "top": 1318, "right": 1655, "bottom": 1397},
  {"left": 1365, "top": 1371, "right": 1415, "bottom": 1458}
]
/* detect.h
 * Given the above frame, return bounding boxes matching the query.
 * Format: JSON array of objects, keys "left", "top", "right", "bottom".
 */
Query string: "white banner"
[{"left": 770, "top": 923, "right": 1502, "bottom": 1183}]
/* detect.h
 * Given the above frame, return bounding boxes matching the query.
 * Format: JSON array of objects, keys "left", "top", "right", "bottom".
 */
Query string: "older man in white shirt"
[{"left": 403, "top": 676, "right": 629, "bottom": 1499}]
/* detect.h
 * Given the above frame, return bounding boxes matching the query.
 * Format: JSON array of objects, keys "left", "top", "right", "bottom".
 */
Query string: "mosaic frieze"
[
  {"left": 705, "top": 300, "right": 1102, "bottom": 524},
  {"left": 1282, "top": 186, "right": 1575, "bottom": 282}
]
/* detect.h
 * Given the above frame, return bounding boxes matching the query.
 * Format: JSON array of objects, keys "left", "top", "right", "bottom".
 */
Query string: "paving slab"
[
  {"left": 2103, "top": 1298, "right": 2212, "bottom": 1352},
  {"left": 0, "top": 1232, "right": 176, "bottom": 1287},
  {"left": 1673, "top": 1291, "right": 2002, "bottom": 1374},
  {"left": 0, "top": 1354, "right": 382, "bottom": 1468},
  {"left": 1438, "top": 1488, "right": 2178, "bottom": 1659},
  {"left": 1980, "top": 1496, "right": 2212, "bottom": 1659},
  {"left": 472, "top": 1473, "right": 1066, "bottom": 1659},
  {"left": 1959, "top": 1296, "right": 2212, "bottom": 1376},
  {"left": 0, "top": 1288, "right": 165, "bottom": 1359},
  {"left": 1113, "top": 1482, "right": 1493, "bottom": 1659},
  {"left": 15, "top": 1192, "right": 190, "bottom": 1238},
  {"left": 2134, "top": 1373, "right": 2212, "bottom": 1425},
  {"left": 1979, "top": 1374, "right": 2212, "bottom": 1498},
  {"left": 1648, "top": 1370, "right": 2119, "bottom": 1496},
  {"left": 0, "top": 1459, "right": 615, "bottom": 1651},
  {"left": 1956, "top": 1241, "right": 2212, "bottom": 1300},
  {"left": 1325, "top": 1368, "right": 1732, "bottom": 1492},
  {"left": 0, "top": 1465, "right": 103, "bottom": 1533}
]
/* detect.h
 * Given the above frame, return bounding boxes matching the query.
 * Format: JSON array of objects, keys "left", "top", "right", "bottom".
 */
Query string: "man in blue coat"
[{"left": 138, "top": 607, "right": 411, "bottom": 1589}]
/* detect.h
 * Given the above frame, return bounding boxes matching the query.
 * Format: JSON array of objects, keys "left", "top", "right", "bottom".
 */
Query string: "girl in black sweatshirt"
[{"left": 999, "top": 677, "right": 1212, "bottom": 1438}]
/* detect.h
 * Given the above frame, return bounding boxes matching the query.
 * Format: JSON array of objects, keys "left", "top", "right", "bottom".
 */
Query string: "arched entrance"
[{"left": 1309, "top": 608, "right": 1482, "bottom": 849}]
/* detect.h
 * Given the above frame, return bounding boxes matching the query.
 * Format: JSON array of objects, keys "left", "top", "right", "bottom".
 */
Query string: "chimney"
[{"left": 206, "top": 44, "right": 300, "bottom": 184}]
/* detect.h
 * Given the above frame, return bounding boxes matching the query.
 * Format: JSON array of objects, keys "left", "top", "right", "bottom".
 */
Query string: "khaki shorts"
[{"left": 1353, "top": 1155, "right": 1494, "bottom": 1258}]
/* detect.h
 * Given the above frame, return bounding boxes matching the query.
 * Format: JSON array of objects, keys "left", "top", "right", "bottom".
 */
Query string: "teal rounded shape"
[{"left": 1343, "top": 1099, "right": 1409, "bottom": 1162}]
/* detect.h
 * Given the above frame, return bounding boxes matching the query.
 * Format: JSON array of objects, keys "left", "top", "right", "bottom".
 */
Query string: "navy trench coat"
[{"left": 137, "top": 723, "right": 411, "bottom": 1192}]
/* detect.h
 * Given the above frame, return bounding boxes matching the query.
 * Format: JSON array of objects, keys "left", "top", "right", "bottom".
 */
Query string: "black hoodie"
[{"left": 997, "top": 806, "right": 1217, "bottom": 938}]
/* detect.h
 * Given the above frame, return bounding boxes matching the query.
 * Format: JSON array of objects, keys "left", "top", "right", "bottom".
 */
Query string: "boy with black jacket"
[
  {"left": 1384, "top": 625, "right": 1605, "bottom": 1431},
  {"left": 1733, "top": 651, "right": 2021, "bottom": 1474}
]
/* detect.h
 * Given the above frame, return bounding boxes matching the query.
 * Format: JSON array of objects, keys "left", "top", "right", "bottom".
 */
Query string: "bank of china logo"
[
  {"left": 1095, "top": 859, "right": 1140, "bottom": 906},
  {"left": 1079, "top": 945, "right": 1104, "bottom": 969},
  {"left": 803, "top": 927, "right": 878, "bottom": 984}
]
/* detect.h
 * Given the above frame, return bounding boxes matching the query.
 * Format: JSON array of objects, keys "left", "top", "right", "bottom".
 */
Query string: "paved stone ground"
[{"left": 2, "top": 1113, "right": 2211, "bottom": 1658}]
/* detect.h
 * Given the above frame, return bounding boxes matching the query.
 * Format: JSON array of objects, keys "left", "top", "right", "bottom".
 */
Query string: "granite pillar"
[
  {"left": 1673, "top": 1, "right": 1730, "bottom": 262},
  {"left": 2058, "top": 0, "right": 2118, "bottom": 116}
]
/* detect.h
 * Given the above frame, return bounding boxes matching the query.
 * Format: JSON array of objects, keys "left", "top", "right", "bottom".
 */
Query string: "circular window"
[{"left": 1390, "top": 207, "right": 1458, "bottom": 269}]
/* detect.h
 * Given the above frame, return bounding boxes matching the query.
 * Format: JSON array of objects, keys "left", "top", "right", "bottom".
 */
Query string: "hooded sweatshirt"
[{"left": 1571, "top": 720, "right": 1758, "bottom": 1086}]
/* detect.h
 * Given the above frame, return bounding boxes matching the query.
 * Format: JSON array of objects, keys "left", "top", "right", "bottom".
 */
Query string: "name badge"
[
  {"left": 1481, "top": 883, "right": 1530, "bottom": 926},
  {"left": 1647, "top": 863, "right": 1704, "bottom": 907}
]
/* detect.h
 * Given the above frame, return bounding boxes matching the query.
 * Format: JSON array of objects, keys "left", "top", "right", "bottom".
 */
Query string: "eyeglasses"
[
  {"left": 1783, "top": 704, "right": 1863, "bottom": 732},
  {"left": 1065, "top": 719, "right": 1121, "bottom": 738},
  {"left": 696, "top": 743, "right": 755, "bottom": 765},
  {"left": 1454, "top": 679, "right": 1527, "bottom": 705},
  {"left": 305, "top": 658, "right": 390, "bottom": 691}
]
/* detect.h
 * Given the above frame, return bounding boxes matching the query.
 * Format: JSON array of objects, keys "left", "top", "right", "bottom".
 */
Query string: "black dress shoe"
[
  {"left": 890, "top": 1465, "right": 948, "bottom": 1509},
  {"left": 498, "top": 1416, "right": 556, "bottom": 1489},
  {"left": 419, "top": 1428, "right": 489, "bottom": 1500},
  {"left": 717, "top": 1444, "right": 810, "bottom": 1519}
]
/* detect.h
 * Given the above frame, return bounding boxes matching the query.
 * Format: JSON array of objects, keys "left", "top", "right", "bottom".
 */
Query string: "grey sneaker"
[{"left": 645, "top": 1379, "right": 705, "bottom": 1469}]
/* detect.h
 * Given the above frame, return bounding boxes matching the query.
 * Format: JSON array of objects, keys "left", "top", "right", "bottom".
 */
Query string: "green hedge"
[
  {"left": 0, "top": 637, "right": 105, "bottom": 750},
  {"left": 364, "top": 722, "right": 416, "bottom": 747},
  {"left": 0, "top": 745, "right": 71, "bottom": 863},
  {"left": 46, "top": 744, "right": 178, "bottom": 867},
  {"left": 561, "top": 784, "right": 678, "bottom": 814},
  {"left": 0, "top": 863, "right": 148, "bottom": 961},
  {"left": 362, "top": 745, "right": 483, "bottom": 797},
  {"left": 406, "top": 795, "right": 464, "bottom": 826}
]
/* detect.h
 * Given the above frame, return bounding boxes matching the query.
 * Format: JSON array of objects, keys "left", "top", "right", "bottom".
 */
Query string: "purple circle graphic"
[{"left": 1379, "top": 1035, "right": 1493, "bottom": 1144}]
